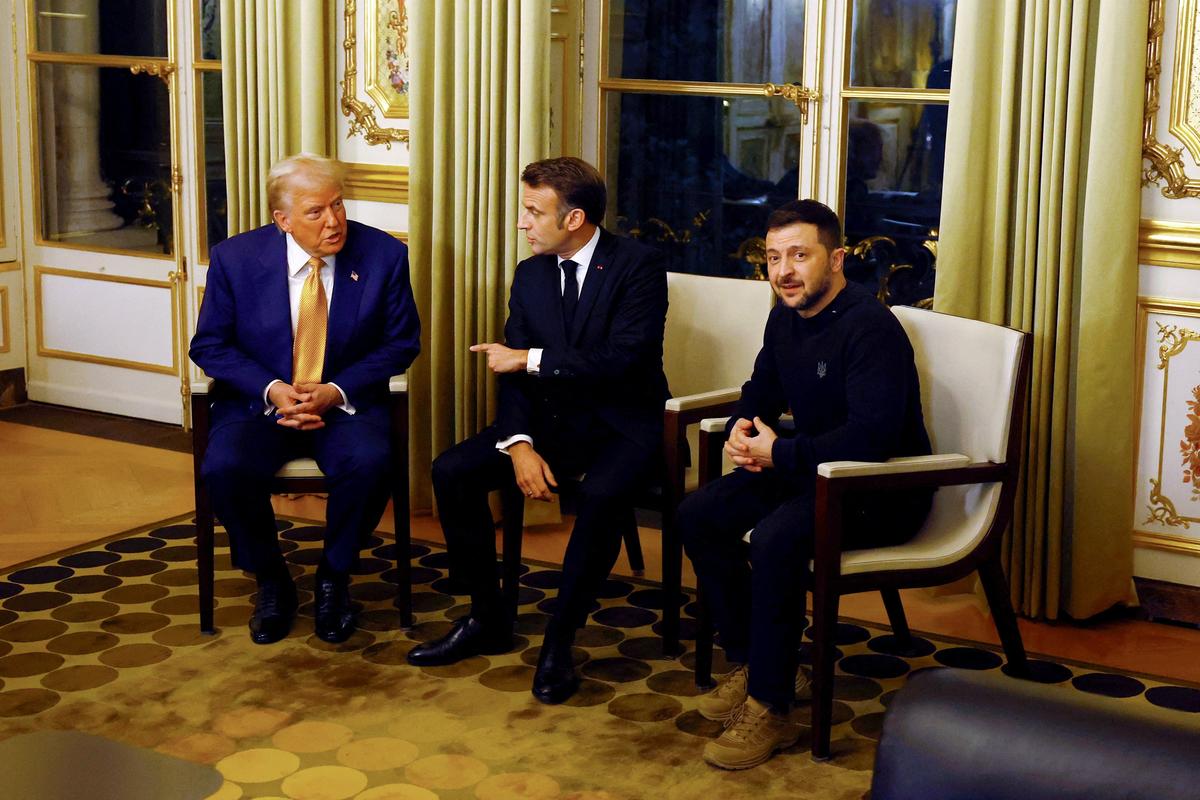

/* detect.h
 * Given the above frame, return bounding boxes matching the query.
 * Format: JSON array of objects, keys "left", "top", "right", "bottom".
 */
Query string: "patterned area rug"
[{"left": 1, "top": 515, "right": 1198, "bottom": 800}]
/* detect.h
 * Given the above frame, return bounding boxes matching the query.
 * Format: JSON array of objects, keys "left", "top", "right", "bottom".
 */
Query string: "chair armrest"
[
  {"left": 700, "top": 416, "right": 730, "bottom": 433},
  {"left": 191, "top": 378, "right": 213, "bottom": 396},
  {"left": 665, "top": 387, "right": 740, "bottom": 413},
  {"left": 389, "top": 374, "right": 407, "bottom": 394},
  {"left": 817, "top": 454, "right": 970, "bottom": 478}
]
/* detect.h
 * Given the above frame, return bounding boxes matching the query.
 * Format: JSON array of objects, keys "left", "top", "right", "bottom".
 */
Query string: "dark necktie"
[{"left": 561, "top": 259, "right": 579, "bottom": 329}]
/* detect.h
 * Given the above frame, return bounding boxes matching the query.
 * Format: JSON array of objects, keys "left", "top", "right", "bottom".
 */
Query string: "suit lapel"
[
  {"left": 569, "top": 228, "right": 616, "bottom": 344},
  {"left": 326, "top": 235, "right": 365, "bottom": 373},
  {"left": 256, "top": 233, "right": 294, "bottom": 381}
]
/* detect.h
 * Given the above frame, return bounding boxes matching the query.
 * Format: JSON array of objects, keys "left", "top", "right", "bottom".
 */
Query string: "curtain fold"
[
  {"left": 936, "top": 0, "right": 1146, "bottom": 618},
  {"left": 220, "top": 0, "right": 335, "bottom": 235},
  {"left": 407, "top": 1, "right": 550, "bottom": 510}
]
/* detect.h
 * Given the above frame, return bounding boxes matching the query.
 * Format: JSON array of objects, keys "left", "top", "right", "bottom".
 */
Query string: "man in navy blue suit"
[
  {"left": 190, "top": 154, "right": 420, "bottom": 645},
  {"left": 406, "top": 157, "right": 668, "bottom": 705}
]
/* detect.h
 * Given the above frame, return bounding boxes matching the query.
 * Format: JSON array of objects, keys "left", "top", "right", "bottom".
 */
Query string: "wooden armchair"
[{"left": 692, "top": 305, "right": 1032, "bottom": 759}]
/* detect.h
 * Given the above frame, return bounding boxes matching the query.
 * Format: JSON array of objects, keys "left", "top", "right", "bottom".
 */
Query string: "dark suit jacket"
[
  {"left": 189, "top": 220, "right": 421, "bottom": 431},
  {"left": 497, "top": 228, "right": 668, "bottom": 452}
]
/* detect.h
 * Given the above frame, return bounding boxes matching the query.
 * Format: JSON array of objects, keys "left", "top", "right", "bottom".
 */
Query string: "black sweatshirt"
[{"left": 730, "top": 281, "right": 932, "bottom": 478}]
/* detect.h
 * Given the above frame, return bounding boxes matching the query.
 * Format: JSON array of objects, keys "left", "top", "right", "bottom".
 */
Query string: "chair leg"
[
  {"left": 879, "top": 588, "right": 912, "bottom": 648},
  {"left": 808, "top": 587, "right": 841, "bottom": 761},
  {"left": 195, "top": 489, "right": 216, "bottom": 635},
  {"left": 659, "top": 514, "right": 684, "bottom": 657},
  {"left": 621, "top": 510, "right": 645, "bottom": 576},
  {"left": 979, "top": 556, "right": 1029, "bottom": 677},
  {"left": 693, "top": 582, "right": 716, "bottom": 690},
  {"left": 391, "top": 458, "right": 412, "bottom": 629},
  {"left": 500, "top": 484, "right": 526, "bottom": 626}
]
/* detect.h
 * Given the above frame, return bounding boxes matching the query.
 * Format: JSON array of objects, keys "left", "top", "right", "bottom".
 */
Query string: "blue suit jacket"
[{"left": 189, "top": 220, "right": 421, "bottom": 431}]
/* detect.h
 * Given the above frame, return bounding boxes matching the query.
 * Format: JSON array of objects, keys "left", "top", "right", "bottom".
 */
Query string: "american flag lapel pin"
[{"left": 350, "top": 271, "right": 359, "bottom": 282}]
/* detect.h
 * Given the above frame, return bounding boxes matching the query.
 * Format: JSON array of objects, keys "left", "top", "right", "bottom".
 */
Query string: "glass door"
[
  {"left": 599, "top": 0, "right": 820, "bottom": 280},
  {"left": 18, "top": 0, "right": 189, "bottom": 424}
]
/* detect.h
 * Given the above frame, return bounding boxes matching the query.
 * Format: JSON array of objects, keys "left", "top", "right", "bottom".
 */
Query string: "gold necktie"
[{"left": 292, "top": 257, "right": 328, "bottom": 385}]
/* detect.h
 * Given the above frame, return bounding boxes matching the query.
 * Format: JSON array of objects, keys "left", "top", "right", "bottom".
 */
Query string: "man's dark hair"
[
  {"left": 766, "top": 199, "right": 843, "bottom": 253},
  {"left": 521, "top": 157, "right": 607, "bottom": 226}
]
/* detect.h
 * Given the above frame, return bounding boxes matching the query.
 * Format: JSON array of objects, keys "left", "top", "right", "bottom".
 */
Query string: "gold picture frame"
[
  {"left": 1144, "top": 0, "right": 1200, "bottom": 197},
  {"left": 341, "top": 0, "right": 409, "bottom": 147},
  {"left": 364, "top": 0, "right": 408, "bottom": 119}
]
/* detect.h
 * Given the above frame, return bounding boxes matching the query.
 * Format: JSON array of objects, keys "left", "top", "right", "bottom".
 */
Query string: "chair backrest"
[
  {"left": 891, "top": 306, "right": 1025, "bottom": 465},
  {"left": 664, "top": 272, "right": 777, "bottom": 397}
]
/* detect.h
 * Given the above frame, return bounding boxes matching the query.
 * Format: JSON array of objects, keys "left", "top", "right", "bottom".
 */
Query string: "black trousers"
[
  {"left": 680, "top": 468, "right": 930, "bottom": 709},
  {"left": 201, "top": 410, "right": 393, "bottom": 575},
  {"left": 432, "top": 422, "right": 655, "bottom": 633}
]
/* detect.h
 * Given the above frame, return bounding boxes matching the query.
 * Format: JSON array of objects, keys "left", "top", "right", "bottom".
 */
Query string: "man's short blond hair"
[{"left": 266, "top": 153, "right": 346, "bottom": 214}]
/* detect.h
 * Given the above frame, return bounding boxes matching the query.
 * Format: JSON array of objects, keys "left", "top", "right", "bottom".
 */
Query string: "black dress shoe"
[
  {"left": 249, "top": 576, "right": 298, "bottom": 645},
  {"left": 314, "top": 573, "right": 356, "bottom": 644},
  {"left": 532, "top": 637, "right": 579, "bottom": 704},
  {"left": 406, "top": 616, "right": 513, "bottom": 666}
]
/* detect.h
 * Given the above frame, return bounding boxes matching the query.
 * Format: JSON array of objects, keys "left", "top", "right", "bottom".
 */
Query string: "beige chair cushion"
[
  {"left": 892, "top": 305, "right": 1023, "bottom": 464},
  {"left": 275, "top": 458, "right": 324, "bottom": 479}
]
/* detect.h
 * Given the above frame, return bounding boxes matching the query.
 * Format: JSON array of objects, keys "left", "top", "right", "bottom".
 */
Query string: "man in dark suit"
[
  {"left": 190, "top": 154, "right": 420, "bottom": 646},
  {"left": 407, "top": 157, "right": 667, "bottom": 705}
]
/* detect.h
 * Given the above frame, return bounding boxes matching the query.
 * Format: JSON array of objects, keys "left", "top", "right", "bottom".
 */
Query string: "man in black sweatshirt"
[{"left": 680, "top": 199, "right": 932, "bottom": 770}]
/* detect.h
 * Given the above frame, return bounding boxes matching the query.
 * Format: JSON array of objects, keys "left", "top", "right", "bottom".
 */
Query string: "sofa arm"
[
  {"left": 389, "top": 374, "right": 407, "bottom": 394},
  {"left": 665, "top": 387, "right": 740, "bottom": 413}
]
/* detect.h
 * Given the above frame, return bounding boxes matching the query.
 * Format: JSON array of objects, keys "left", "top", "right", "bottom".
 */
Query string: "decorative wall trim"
[
  {"left": 1144, "top": 0, "right": 1200, "bottom": 198},
  {"left": 1139, "top": 218, "right": 1200, "bottom": 268},
  {"left": 0, "top": 285, "right": 9, "bottom": 353},
  {"left": 343, "top": 163, "right": 409, "bottom": 204},
  {"left": 0, "top": 260, "right": 17, "bottom": 272},
  {"left": 1134, "top": 297, "right": 1200, "bottom": 553},
  {"left": 1168, "top": 0, "right": 1200, "bottom": 162},
  {"left": 362, "top": 0, "right": 408, "bottom": 119},
  {"left": 34, "top": 266, "right": 177, "bottom": 376},
  {"left": 341, "top": 0, "right": 409, "bottom": 148}
]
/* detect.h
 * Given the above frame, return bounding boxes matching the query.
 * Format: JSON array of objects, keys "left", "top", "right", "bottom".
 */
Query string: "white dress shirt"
[
  {"left": 263, "top": 233, "right": 354, "bottom": 414},
  {"left": 497, "top": 226, "right": 601, "bottom": 453}
]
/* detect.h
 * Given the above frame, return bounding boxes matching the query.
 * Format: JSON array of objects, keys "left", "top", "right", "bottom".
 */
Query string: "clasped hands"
[
  {"left": 268, "top": 382, "right": 341, "bottom": 430},
  {"left": 724, "top": 416, "right": 777, "bottom": 472}
]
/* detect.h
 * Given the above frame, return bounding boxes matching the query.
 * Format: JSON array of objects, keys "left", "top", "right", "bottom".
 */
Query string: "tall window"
[
  {"left": 600, "top": 0, "right": 954, "bottom": 306},
  {"left": 194, "top": 0, "right": 226, "bottom": 258}
]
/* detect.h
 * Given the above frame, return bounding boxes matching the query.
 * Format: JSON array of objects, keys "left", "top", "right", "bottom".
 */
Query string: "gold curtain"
[
  {"left": 936, "top": 0, "right": 1147, "bottom": 618},
  {"left": 220, "top": 0, "right": 336, "bottom": 235},
  {"left": 406, "top": 1, "right": 550, "bottom": 510}
]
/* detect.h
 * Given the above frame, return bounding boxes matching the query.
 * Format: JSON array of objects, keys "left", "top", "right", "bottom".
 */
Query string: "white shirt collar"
[
  {"left": 558, "top": 226, "right": 601, "bottom": 270},
  {"left": 285, "top": 233, "right": 336, "bottom": 277}
]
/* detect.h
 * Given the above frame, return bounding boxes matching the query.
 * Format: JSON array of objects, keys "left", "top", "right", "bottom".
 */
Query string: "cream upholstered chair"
[
  {"left": 190, "top": 375, "right": 410, "bottom": 634},
  {"left": 692, "top": 305, "right": 1032, "bottom": 760},
  {"left": 497, "top": 272, "right": 777, "bottom": 653}
]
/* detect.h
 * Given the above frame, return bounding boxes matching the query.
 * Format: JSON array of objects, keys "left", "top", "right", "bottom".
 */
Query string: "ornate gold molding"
[
  {"left": 343, "top": 163, "right": 409, "bottom": 204},
  {"left": 1144, "top": 0, "right": 1200, "bottom": 197},
  {"left": 1134, "top": 528, "right": 1200, "bottom": 553},
  {"left": 1139, "top": 218, "right": 1200, "bottom": 268},
  {"left": 341, "top": 0, "right": 409, "bottom": 148},
  {"left": 363, "top": 0, "right": 408, "bottom": 119},
  {"left": 1146, "top": 477, "right": 1190, "bottom": 528},
  {"left": 1169, "top": 0, "right": 1200, "bottom": 161},
  {"left": 1155, "top": 318, "right": 1200, "bottom": 368}
]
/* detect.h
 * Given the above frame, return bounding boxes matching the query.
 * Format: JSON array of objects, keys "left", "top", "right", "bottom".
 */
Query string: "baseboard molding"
[
  {"left": 0, "top": 367, "right": 26, "bottom": 408},
  {"left": 26, "top": 379, "right": 181, "bottom": 425},
  {"left": 1134, "top": 577, "right": 1200, "bottom": 627}
]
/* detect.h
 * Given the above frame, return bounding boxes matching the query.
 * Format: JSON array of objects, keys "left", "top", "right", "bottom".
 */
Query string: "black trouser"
[
  {"left": 680, "top": 468, "right": 930, "bottom": 709},
  {"left": 431, "top": 421, "right": 655, "bottom": 634},
  {"left": 202, "top": 410, "right": 393, "bottom": 575}
]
